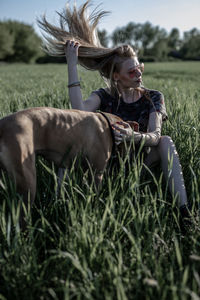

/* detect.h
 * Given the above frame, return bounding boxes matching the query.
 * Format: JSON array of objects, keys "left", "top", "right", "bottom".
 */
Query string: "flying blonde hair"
[{"left": 37, "top": 0, "right": 137, "bottom": 95}]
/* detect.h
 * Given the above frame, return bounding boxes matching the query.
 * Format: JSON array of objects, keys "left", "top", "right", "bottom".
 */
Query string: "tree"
[
  {"left": 0, "top": 22, "right": 15, "bottom": 59},
  {"left": 149, "top": 38, "right": 169, "bottom": 61},
  {"left": 179, "top": 28, "right": 200, "bottom": 60},
  {"left": 111, "top": 26, "right": 128, "bottom": 46},
  {"left": 97, "top": 29, "right": 109, "bottom": 47},
  {"left": 168, "top": 28, "right": 181, "bottom": 50},
  {"left": 0, "top": 20, "right": 43, "bottom": 63},
  {"left": 111, "top": 22, "right": 141, "bottom": 48},
  {"left": 183, "top": 28, "right": 200, "bottom": 42},
  {"left": 110, "top": 21, "right": 168, "bottom": 58},
  {"left": 140, "top": 22, "right": 167, "bottom": 55}
]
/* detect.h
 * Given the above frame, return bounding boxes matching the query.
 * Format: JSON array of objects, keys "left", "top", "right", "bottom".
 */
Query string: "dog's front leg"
[
  {"left": 56, "top": 167, "right": 66, "bottom": 197},
  {"left": 94, "top": 172, "right": 104, "bottom": 192},
  {"left": 14, "top": 158, "right": 36, "bottom": 230}
]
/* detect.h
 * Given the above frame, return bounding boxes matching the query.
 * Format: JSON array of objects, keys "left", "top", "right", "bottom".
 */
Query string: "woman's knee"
[
  {"left": 160, "top": 135, "right": 173, "bottom": 144},
  {"left": 159, "top": 135, "right": 174, "bottom": 148},
  {"left": 159, "top": 135, "right": 177, "bottom": 155}
]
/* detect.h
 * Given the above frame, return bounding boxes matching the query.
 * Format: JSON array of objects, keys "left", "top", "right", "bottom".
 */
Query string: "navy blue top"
[{"left": 92, "top": 88, "right": 168, "bottom": 132}]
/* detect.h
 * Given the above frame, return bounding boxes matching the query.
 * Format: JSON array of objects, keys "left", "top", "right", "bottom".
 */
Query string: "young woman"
[{"left": 38, "top": 0, "right": 191, "bottom": 225}]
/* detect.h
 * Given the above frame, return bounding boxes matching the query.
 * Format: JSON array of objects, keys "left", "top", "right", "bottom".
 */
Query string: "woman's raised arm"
[{"left": 65, "top": 41, "right": 100, "bottom": 112}]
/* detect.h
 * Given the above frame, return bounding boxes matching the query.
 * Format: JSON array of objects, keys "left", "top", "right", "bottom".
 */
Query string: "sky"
[{"left": 1, "top": 0, "right": 200, "bottom": 37}]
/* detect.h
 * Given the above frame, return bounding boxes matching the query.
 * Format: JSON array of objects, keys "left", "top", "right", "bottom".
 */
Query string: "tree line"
[
  {"left": 0, "top": 20, "right": 199, "bottom": 63},
  {"left": 99, "top": 22, "right": 200, "bottom": 61}
]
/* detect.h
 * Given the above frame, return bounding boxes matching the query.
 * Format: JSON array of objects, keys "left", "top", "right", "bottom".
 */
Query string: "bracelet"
[{"left": 68, "top": 81, "right": 81, "bottom": 88}]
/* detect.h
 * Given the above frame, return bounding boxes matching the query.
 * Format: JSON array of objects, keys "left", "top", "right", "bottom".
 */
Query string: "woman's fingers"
[
  {"left": 112, "top": 124, "right": 129, "bottom": 134},
  {"left": 64, "top": 40, "right": 79, "bottom": 53},
  {"left": 116, "top": 121, "right": 130, "bottom": 128},
  {"left": 64, "top": 40, "right": 80, "bottom": 62},
  {"left": 111, "top": 121, "right": 134, "bottom": 144},
  {"left": 113, "top": 127, "right": 127, "bottom": 144},
  {"left": 70, "top": 41, "right": 75, "bottom": 47},
  {"left": 114, "top": 133, "right": 126, "bottom": 145},
  {"left": 65, "top": 40, "right": 80, "bottom": 48},
  {"left": 74, "top": 42, "right": 80, "bottom": 49}
]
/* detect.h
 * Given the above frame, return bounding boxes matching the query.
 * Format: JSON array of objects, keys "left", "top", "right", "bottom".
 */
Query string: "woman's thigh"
[
  {"left": 144, "top": 135, "right": 176, "bottom": 168},
  {"left": 144, "top": 146, "right": 161, "bottom": 168}
]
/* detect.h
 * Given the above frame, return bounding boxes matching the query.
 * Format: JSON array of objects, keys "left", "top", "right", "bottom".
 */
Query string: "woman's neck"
[{"left": 120, "top": 88, "right": 142, "bottom": 103}]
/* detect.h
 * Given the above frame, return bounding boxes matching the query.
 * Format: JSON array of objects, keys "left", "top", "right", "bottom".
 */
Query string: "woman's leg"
[{"left": 144, "top": 135, "right": 188, "bottom": 208}]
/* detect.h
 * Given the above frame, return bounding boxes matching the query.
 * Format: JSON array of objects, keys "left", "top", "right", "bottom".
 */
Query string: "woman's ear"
[{"left": 113, "top": 72, "right": 120, "bottom": 82}]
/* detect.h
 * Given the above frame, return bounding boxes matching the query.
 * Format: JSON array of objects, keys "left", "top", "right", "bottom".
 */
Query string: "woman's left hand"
[{"left": 112, "top": 121, "right": 133, "bottom": 144}]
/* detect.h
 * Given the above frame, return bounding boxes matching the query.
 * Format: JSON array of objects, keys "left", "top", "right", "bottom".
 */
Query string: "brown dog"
[{"left": 0, "top": 107, "right": 128, "bottom": 224}]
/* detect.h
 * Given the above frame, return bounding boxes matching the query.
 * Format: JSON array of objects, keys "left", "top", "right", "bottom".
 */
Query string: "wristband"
[{"left": 68, "top": 81, "right": 81, "bottom": 88}]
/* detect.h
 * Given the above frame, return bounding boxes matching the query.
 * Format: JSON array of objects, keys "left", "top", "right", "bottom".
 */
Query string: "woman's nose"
[{"left": 136, "top": 68, "right": 142, "bottom": 77}]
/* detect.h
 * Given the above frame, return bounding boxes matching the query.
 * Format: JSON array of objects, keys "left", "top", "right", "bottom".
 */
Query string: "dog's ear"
[{"left": 127, "top": 121, "right": 139, "bottom": 132}]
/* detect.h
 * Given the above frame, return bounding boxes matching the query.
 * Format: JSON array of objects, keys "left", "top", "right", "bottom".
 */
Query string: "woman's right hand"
[
  {"left": 64, "top": 40, "right": 80, "bottom": 66},
  {"left": 112, "top": 121, "right": 134, "bottom": 144}
]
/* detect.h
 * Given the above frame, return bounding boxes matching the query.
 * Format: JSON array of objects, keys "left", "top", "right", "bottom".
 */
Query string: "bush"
[{"left": 0, "top": 20, "right": 43, "bottom": 63}]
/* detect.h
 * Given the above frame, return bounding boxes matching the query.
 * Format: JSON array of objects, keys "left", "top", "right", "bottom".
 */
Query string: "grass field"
[{"left": 0, "top": 61, "right": 200, "bottom": 300}]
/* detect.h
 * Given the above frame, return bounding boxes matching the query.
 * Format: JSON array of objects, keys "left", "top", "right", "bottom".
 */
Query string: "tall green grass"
[{"left": 0, "top": 62, "right": 199, "bottom": 300}]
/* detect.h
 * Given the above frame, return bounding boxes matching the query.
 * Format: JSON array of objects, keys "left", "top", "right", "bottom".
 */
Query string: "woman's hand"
[
  {"left": 112, "top": 121, "right": 134, "bottom": 144},
  {"left": 64, "top": 40, "right": 80, "bottom": 66}
]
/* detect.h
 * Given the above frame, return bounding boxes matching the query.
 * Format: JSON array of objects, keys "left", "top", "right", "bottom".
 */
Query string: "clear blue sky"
[{"left": 1, "top": 0, "right": 200, "bottom": 37}]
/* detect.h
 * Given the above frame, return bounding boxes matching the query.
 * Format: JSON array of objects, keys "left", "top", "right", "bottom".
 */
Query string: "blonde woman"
[{"left": 38, "top": 0, "right": 191, "bottom": 229}]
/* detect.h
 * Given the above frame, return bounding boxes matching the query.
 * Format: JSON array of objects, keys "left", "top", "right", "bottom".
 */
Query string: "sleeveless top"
[{"left": 92, "top": 88, "right": 168, "bottom": 132}]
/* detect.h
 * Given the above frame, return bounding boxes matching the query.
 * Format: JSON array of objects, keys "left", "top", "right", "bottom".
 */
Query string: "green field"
[{"left": 0, "top": 62, "right": 200, "bottom": 300}]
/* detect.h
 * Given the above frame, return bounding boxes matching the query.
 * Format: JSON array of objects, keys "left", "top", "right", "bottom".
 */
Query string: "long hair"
[{"left": 37, "top": 0, "right": 137, "bottom": 96}]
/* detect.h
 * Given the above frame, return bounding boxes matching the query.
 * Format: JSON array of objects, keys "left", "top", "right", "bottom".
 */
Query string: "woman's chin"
[{"left": 133, "top": 81, "right": 142, "bottom": 88}]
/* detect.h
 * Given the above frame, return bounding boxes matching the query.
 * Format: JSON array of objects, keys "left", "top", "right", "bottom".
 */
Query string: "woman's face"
[{"left": 114, "top": 57, "right": 144, "bottom": 89}]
